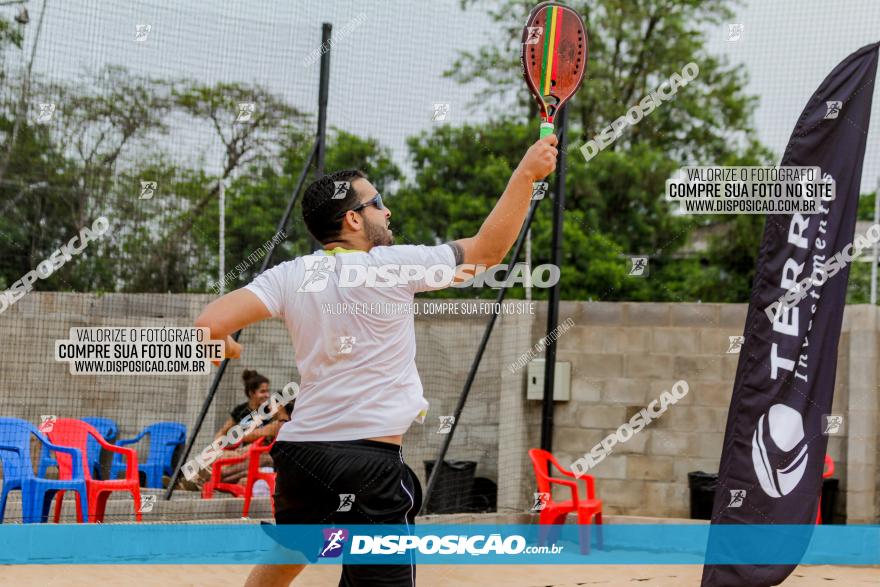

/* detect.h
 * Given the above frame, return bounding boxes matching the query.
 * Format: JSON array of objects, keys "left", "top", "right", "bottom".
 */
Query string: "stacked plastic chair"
[
  {"left": 0, "top": 417, "right": 88, "bottom": 523},
  {"left": 110, "top": 422, "right": 186, "bottom": 488},
  {"left": 37, "top": 417, "right": 118, "bottom": 479},
  {"left": 48, "top": 418, "right": 142, "bottom": 523}
]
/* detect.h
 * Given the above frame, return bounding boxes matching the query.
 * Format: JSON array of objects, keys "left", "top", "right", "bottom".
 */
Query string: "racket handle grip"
[{"left": 539, "top": 122, "right": 554, "bottom": 138}]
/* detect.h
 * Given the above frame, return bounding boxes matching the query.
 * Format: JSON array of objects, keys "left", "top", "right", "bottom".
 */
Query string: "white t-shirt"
[{"left": 245, "top": 244, "right": 458, "bottom": 441}]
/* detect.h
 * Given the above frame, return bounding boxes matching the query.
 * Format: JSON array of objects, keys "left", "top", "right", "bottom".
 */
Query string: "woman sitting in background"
[
  {"left": 169, "top": 369, "right": 290, "bottom": 491},
  {"left": 211, "top": 369, "right": 289, "bottom": 486}
]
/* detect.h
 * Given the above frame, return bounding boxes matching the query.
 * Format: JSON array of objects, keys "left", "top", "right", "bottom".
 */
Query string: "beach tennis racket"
[{"left": 521, "top": 2, "right": 588, "bottom": 138}]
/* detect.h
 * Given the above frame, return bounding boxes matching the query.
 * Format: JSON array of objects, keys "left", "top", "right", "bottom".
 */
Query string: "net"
[
  {"left": 2, "top": 0, "right": 880, "bottom": 526},
  {"left": 0, "top": 0, "right": 527, "bottom": 523}
]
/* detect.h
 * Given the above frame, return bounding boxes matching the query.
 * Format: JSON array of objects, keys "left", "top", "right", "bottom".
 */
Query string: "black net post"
[{"left": 539, "top": 105, "right": 568, "bottom": 454}]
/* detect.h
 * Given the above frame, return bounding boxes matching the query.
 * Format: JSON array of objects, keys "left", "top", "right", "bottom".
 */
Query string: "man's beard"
[{"left": 365, "top": 217, "right": 393, "bottom": 246}]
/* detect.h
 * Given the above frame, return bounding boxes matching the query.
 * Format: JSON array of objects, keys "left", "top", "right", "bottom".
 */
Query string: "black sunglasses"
[{"left": 334, "top": 193, "right": 385, "bottom": 220}]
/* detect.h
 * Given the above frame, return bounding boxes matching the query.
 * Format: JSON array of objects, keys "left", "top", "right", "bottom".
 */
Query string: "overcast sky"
[{"left": 16, "top": 0, "right": 880, "bottom": 193}]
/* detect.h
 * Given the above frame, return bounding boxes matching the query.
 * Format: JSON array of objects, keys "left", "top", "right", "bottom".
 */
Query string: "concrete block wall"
[
  {"left": 841, "top": 306, "right": 878, "bottom": 523},
  {"left": 522, "top": 301, "right": 742, "bottom": 517},
  {"left": 0, "top": 294, "right": 877, "bottom": 523},
  {"left": 0, "top": 294, "right": 512, "bottom": 499},
  {"left": 0, "top": 293, "right": 228, "bottom": 460},
  {"left": 522, "top": 302, "right": 877, "bottom": 522}
]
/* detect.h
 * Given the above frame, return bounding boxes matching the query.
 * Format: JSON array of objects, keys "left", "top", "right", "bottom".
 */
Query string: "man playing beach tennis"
[{"left": 193, "top": 133, "right": 557, "bottom": 586}]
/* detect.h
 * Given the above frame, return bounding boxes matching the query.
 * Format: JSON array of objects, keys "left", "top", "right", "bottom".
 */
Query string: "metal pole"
[
  {"left": 421, "top": 197, "right": 544, "bottom": 513},
  {"left": 315, "top": 23, "right": 331, "bottom": 177},
  {"left": 309, "top": 21, "right": 332, "bottom": 256},
  {"left": 165, "top": 142, "right": 319, "bottom": 500},
  {"left": 525, "top": 228, "right": 533, "bottom": 303},
  {"left": 872, "top": 176, "right": 879, "bottom": 305},
  {"left": 167, "top": 20, "right": 335, "bottom": 498},
  {"left": 218, "top": 179, "right": 225, "bottom": 294},
  {"left": 540, "top": 105, "right": 568, "bottom": 453}
]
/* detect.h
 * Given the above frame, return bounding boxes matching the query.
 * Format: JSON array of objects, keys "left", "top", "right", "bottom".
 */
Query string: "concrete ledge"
[{"left": 0, "top": 489, "right": 274, "bottom": 523}]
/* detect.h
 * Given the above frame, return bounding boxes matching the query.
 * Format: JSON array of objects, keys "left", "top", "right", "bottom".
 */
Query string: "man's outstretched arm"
[
  {"left": 194, "top": 288, "right": 273, "bottom": 362},
  {"left": 453, "top": 134, "right": 558, "bottom": 267}
]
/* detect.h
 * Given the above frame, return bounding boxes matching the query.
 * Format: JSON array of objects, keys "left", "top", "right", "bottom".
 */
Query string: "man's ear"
[{"left": 341, "top": 210, "right": 362, "bottom": 232}]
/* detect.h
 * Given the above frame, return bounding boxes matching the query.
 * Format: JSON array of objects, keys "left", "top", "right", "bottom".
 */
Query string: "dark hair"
[
  {"left": 242, "top": 369, "right": 269, "bottom": 397},
  {"left": 302, "top": 169, "right": 367, "bottom": 243}
]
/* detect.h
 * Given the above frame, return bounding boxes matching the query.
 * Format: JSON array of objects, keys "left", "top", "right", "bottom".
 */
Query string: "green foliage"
[
  {"left": 858, "top": 192, "right": 876, "bottom": 221},
  {"left": 185, "top": 129, "right": 405, "bottom": 294},
  {"left": 0, "top": 111, "right": 81, "bottom": 290},
  {"left": 432, "top": 0, "right": 774, "bottom": 302},
  {"left": 3, "top": 0, "right": 875, "bottom": 307},
  {"left": 0, "top": 15, "right": 23, "bottom": 55},
  {"left": 846, "top": 259, "right": 873, "bottom": 304}
]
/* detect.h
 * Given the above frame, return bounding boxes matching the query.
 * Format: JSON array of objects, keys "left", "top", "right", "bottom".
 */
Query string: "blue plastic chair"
[
  {"left": 0, "top": 417, "right": 88, "bottom": 523},
  {"left": 110, "top": 422, "right": 186, "bottom": 488},
  {"left": 37, "top": 417, "right": 117, "bottom": 480}
]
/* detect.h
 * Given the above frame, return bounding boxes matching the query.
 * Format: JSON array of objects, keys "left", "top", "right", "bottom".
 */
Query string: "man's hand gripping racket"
[{"left": 518, "top": 134, "right": 559, "bottom": 182}]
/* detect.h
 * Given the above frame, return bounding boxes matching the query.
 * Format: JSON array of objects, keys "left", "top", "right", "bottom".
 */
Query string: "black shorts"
[{"left": 268, "top": 439, "right": 422, "bottom": 586}]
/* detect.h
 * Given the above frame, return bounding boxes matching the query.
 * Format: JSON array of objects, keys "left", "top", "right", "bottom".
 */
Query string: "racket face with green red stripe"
[{"left": 521, "top": 2, "right": 588, "bottom": 137}]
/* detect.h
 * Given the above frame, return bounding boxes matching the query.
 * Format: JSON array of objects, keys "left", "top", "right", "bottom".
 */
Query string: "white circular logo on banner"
[{"left": 751, "top": 403, "right": 809, "bottom": 498}]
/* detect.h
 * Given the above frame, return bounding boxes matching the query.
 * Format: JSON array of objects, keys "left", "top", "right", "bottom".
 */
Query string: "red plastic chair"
[
  {"left": 202, "top": 437, "right": 276, "bottom": 517},
  {"left": 47, "top": 419, "right": 142, "bottom": 523},
  {"left": 816, "top": 454, "right": 834, "bottom": 524},
  {"left": 529, "top": 448, "right": 602, "bottom": 553},
  {"left": 242, "top": 440, "right": 276, "bottom": 518}
]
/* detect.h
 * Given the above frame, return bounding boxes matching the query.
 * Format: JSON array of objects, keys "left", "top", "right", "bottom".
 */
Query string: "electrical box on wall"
[{"left": 526, "top": 359, "right": 570, "bottom": 401}]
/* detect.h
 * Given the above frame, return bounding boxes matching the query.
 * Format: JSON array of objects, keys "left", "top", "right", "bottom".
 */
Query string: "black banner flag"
[{"left": 701, "top": 42, "right": 879, "bottom": 587}]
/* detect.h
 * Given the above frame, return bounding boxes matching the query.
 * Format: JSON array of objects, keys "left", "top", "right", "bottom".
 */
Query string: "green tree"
[
  {"left": 189, "top": 128, "right": 404, "bottom": 294},
  {"left": 403, "top": 0, "right": 775, "bottom": 301},
  {"left": 858, "top": 192, "right": 876, "bottom": 221}
]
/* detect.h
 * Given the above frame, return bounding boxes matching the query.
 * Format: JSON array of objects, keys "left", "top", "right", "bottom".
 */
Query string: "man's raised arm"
[{"left": 453, "top": 134, "right": 558, "bottom": 267}]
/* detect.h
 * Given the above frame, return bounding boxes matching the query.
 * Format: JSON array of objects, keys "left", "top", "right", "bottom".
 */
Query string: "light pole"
[
  {"left": 218, "top": 179, "right": 225, "bottom": 294},
  {"left": 871, "top": 176, "right": 879, "bottom": 305}
]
